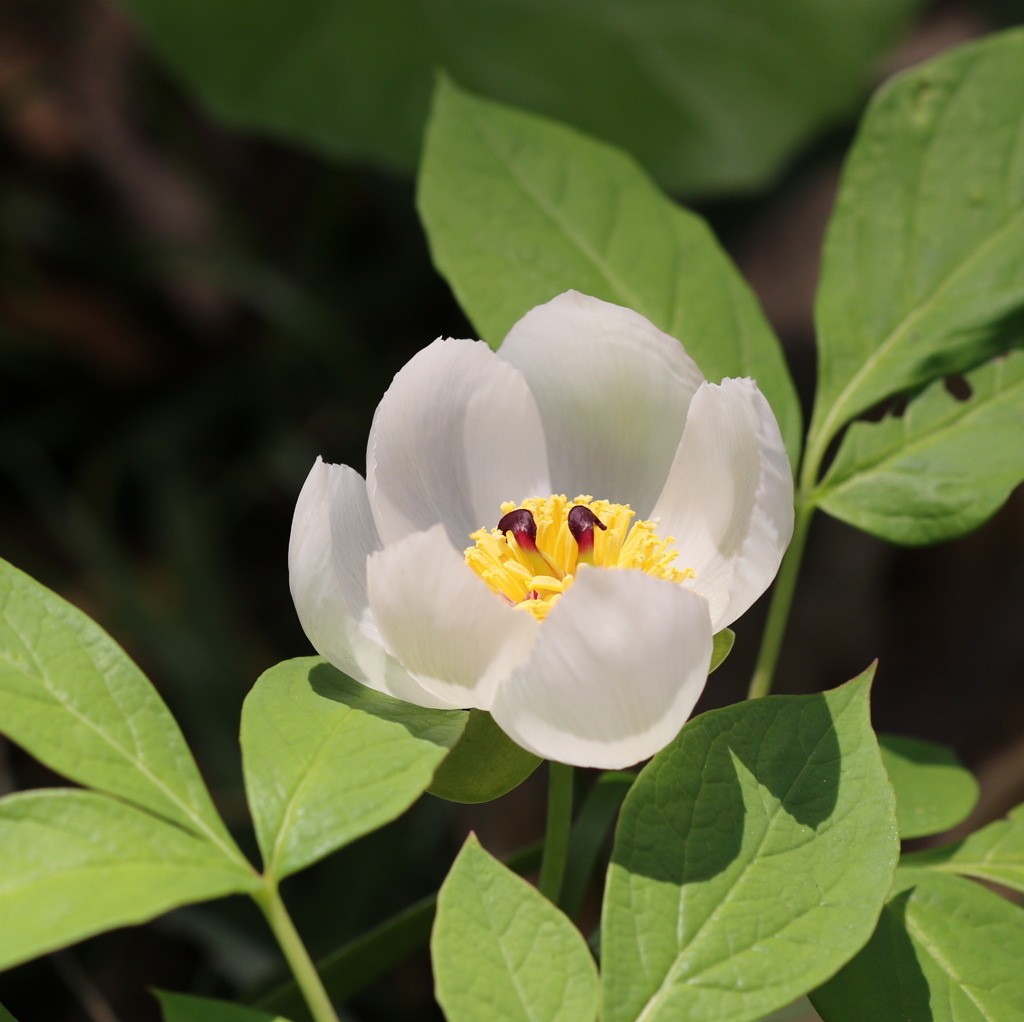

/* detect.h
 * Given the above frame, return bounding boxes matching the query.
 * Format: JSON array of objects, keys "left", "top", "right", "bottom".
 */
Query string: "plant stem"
[
  {"left": 253, "top": 880, "right": 339, "bottom": 1022},
  {"left": 747, "top": 500, "right": 815, "bottom": 700},
  {"left": 538, "top": 761, "right": 574, "bottom": 906}
]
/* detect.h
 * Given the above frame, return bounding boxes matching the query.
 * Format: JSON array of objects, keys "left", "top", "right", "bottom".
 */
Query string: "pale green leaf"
[
  {"left": 114, "top": 0, "right": 920, "bottom": 195},
  {"left": 602, "top": 666, "right": 898, "bottom": 1022},
  {"left": 428, "top": 709, "right": 541, "bottom": 804},
  {"left": 417, "top": 78, "right": 802, "bottom": 465},
  {"left": 432, "top": 835, "right": 599, "bottom": 1022},
  {"left": 0, "top": 789, "right": 260, "bottom": 971},
  {"left": 241, "top": 657, "right": 466, "bottom": 880},
  {"left": 809, "top": 29, "right": 1024, "bottom": 470},
  {"left": 157, "top": 990, "right": 293, "bottom": 1022},
  {"left": 816, "top": 351, "right": 1024, "bottom": 544},
  {"left": 812, "top": 869, "right": 1024, "bottom": 1021},
  {"left": 0, "top": 558, "right": 240, "bottom": 861},
  {"left": 879, "top": 733, "right": 979, "bottom": 838},
  {"left": 902, "top": 802, "right": 1024, "bottom": 895},
  {"left": 709, "top": 628, "right": 735, "bottom": 674}
]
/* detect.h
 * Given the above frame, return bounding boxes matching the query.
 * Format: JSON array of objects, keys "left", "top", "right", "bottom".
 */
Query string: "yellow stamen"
[{"left": 464, "top": 494, "right": 695, "bottom": 621}]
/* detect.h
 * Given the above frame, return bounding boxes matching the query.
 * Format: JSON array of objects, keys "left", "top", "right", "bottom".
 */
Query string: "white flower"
[{"left": 289, "top": 291, "right": 794, "bottom": 769}]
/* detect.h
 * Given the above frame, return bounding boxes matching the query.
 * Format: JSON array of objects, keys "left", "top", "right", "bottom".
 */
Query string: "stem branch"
[
  {"left": 747, "top": 501, "right": 815, "bottom": 700},
  {"left": 538, "top": 761, "right": 574, "bottom": 906},
  {"left": 254, "top": 881, "right": 338, "bottom": 1022}
]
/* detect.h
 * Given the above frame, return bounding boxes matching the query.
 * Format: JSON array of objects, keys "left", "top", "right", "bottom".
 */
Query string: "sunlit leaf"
[
  {"left": 903, "top": 802, "right": 1024, "bottom": 895},
  {"left": 0, "top": 789, "right": 260, "bottom": 971},
  {"left": 0, "top": 558, "right": 240, "bottom": 861},
  {"left": 418, "top": 78, "right": 802, "bottom": 465},
  {"left": 816, "top": 351, "right": 1024, "bottom": 544},
  {"left": 241, "top": 657, "right": 465, "bottom": 879},
  {"left": 809, "top": 29, "right": 1024, "bottom": 471},
  {"left": 602, "top": 667, "right": 898, "bottom": 1022},
  {"left": 878, "top": 733, "right": 979, "bottom": 838},
  {"left": 432, "top": 835, "right": 599, "bottom": 1022},
  {"left": 812, "top": 868, "right": 1024, "bottom": 1021}
]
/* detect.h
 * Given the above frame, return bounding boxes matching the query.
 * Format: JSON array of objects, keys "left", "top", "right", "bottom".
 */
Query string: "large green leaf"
[
  {"left": 114, "top": 0, "right": 920, "bottom": 195},
  {"left": 0, "top": 789, "right": 260, "bottom": 971},
  {"left": 0, "top": 1003, "right": 18, "bottom": 1022},
  {"left": 815, "top": 351, "right": 1024, "bottom": 544},
  {"left": 878, "top": 733, "right": 979, "bottom": 838},
  {"left": 157, "top": 991, "right": 292, "bottom": 1022},
  {"left": 902, "top": 802, "right": 1024, "bottom": 895},
  {"left": 240, "top": 657, "right": 465, "bottom": 880},
  {"left": 432, "top": 835, "right": 599, "bottom": 1022},
  {"left": 417, "top": 79, "right": 802, "bottom": 465},
  {"left": 811, "top": 868, "right": 1024, "bottom": 1021},
  {"left": 809, "top": 29, "right": 1024, "bottom": 473},
  {"left": 0, "top": 558, "right": 241, "bottom": 861},
  {"left": 601, "top": 667, "right": 898, "bottom": 1022}
]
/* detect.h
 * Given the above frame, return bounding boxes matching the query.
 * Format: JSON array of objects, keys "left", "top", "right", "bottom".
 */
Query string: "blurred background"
[{"left": 1, "top": 0, "right": 1023, "bottom": 1018}]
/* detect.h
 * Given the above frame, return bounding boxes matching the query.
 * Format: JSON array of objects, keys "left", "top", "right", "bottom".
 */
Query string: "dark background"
[{"left": 1, "top": 1, "right": 1023, "bottom": 1019}]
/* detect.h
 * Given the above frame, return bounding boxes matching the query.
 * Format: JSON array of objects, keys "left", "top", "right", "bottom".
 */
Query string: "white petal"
[
  {"left": 489, "top": 568, "right": 713, "bottom": 769},
  {"left": 498, "top": 291, "right": 706, "bottom": 516},
  {"left": 650, "top": 379, "right": 794, "bottom": 631},
  {"left": 289, "top": 458, "right": 462, "bottom": 709},
  {"left": 366, "top": 338, "right": 550, "bottom": 548},
  {"left": 367, "top": 525, "right": 538, "bottom": 710}
]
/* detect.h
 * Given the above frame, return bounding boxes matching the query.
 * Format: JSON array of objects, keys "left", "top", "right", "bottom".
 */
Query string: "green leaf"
[
  {"left": 601, "top": 666, "right": 898, "bottom": 1022},
  {"left": 811, "top": 868, "right": 1024, "bottom": 1021},
  {"left": 815, "top": 351, "right": 1024, "bottom": 544},
  {"left": 878, "top": 733, "right": 979, "bottom": 839},
  {"left": 240, "top": 657, "right": 466, "bottom": 880},
  {"left": 0, "top": 789, "right": 260, "bottom": 971},
  {"left": 157, "top": 991, "right": 293, "bottom": 1022},
  {"left": 809, "top": 29, "right": 1024, "bottom": 471},
  {"left": 0, "top": 558, "right": 240, "bottom": 859},
  {"left": 256, "top": 842, "right": 542, "bottom": 1018},
  {"left": 709, "top": 628, "right": 735, "bottom": 674},
  {"left": 115, "top": 0, "right": 919, "bottom": 195},
  {"left": 0, "top": 1002, "right": 19, "bottom": 1022},
  {"left": 417, "top": 78, "right": 802, "bottom": 465},
  {"left": 428, "top": 709, "right": 541, "bottom": 804},
  {"left": 432, "top": 835, "right": 599, "bottom": 1022},
  {"left": 902, "top": 802, "right": 1024, "bottom": 895}
]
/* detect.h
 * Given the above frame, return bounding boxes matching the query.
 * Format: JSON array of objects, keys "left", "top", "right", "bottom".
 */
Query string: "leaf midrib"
[
  {"left": 0, "top": 633, "right": 249, "bottom": 876},
  {"left": 812, "top": 173, "right": 1024, "bottom": 470}
]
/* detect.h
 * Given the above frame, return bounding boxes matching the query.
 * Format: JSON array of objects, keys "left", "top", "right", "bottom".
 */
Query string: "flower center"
[{"left": 464, "top": 494, "right": 694, "bottom": 621}]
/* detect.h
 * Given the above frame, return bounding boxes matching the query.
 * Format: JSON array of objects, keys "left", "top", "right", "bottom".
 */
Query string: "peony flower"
[{"left": 289, "top": 291, "right": 793, "bottom": 769}]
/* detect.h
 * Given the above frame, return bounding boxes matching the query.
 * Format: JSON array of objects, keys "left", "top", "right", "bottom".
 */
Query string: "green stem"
[
  {"left": 253, "top": 881, "right": 338, "bottom": 1022},
  {"left": 538, "top": 761, "right": 574, "bottom": 906},
  {"left": 746, "top": 500, "right": 815, "bottom": 700}
]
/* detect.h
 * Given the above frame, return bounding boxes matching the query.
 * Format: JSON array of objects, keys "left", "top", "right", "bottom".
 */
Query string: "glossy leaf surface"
[
  {"left": 432, "top": 835, "right": 599, "bottom": 1022},
  {"left": 0, "top": 789, "right": 259, "bottom": 971},
  {"left": 602, "top": 667, "right": 898, "bottom": 1022},
  {"left": 810, "top": 29, "right": 1024, "bottom": 467},
  {"left": 241, "top": 657, "right": 465, "bottom": 879}
]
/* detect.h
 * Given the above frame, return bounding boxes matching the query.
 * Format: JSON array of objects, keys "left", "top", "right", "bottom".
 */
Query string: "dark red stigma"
[
  {"left": 567, "top": 505, "right": 606, "bottom": 558},
  {"left": 497, "top": 508, "right": 538, "bottom": 551}
]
